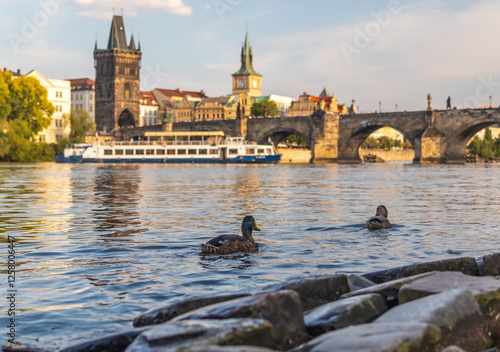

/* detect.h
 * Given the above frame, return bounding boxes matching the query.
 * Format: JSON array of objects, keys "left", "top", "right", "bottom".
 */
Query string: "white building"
[
  {"left": 68, "top": 78, "right": 95, "bottom": 121},
  {"left": 268, "top": 94, "right": 294, "bottom": 117},
  {"left": 140, "top": 91, "right": 159, "bottom": 126},
  {"left": 25, "top": 70, "right": 71, "bottom": 143}
]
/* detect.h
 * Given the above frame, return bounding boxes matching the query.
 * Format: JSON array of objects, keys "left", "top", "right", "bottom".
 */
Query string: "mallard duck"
[
  {"left": 200, "top": 216, "right": 261, "bottom": 254},
  {"left": 364, "top": 205, "right": 393, "bottom": 230}
]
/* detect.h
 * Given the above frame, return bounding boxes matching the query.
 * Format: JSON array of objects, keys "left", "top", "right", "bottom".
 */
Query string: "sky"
[{"left": 1, "top": 0, "right": 500, "bottom": 112}]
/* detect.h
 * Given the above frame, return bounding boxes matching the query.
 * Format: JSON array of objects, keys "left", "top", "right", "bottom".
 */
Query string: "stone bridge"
[{"left": 118, "top": 108, "right": 500, "bottom": 163}]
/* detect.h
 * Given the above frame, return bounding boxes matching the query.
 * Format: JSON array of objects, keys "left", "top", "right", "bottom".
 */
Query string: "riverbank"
[
  {"left": 277, "top": 148, "right": 415, "bottom": 163},
  {"left": 6, "top": 252, "right": 500, "bottom": 352}
]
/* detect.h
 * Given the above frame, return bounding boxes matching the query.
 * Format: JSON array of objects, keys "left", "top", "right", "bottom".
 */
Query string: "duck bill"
[{"left": 253, "top": 225, "right": 261, "bottom": 231}]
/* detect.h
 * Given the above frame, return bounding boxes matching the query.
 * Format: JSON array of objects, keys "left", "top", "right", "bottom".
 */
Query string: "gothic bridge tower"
[{"left": 94, "top": 14, "right": 141, "bottom": 132}]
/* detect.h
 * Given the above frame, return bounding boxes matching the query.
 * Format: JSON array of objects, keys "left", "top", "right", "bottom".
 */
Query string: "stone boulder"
[
  {"left": 257, "top": 275, "right": 349, "bottom": 311},
  {"left": 171, "top": 290, "right": 309, "bottom": 350},
  {"left": 125, "top": 319, "right": 274, "bottom": 352},
  {"left": 304, "top": 293, "right": 387, "bottom": 337},
  {"left": 342, "top": 272, "right": 435, "bottom": 306},
  {"left": 376, "top": 288, "right": 492, "bottom": 350},
  {"left": 479, "top": 252, "right": 500, "bottom": 276},
  {"left": 186, "top": 346, "right": 278, "bottom": 352},
  {"left": 133, "top": 293, "right": 249, "bottom": 327},
  {"left": 290, "top": 322, "right": 441, "bottom": 352},
  {"left": 60, "top": 328, "right": 147, "bottom": 352},
  {"left": 397, "top": 271, "right": 500, "bottom": 343},
  {"left": 347, "top": 274, "right": 376, "bottom": 292},
  {"left": 363, "top": 257, "right": 479, "bottom": 284},
  {"left": 1, "top": 346, "right": 51, "bottom": 352}
]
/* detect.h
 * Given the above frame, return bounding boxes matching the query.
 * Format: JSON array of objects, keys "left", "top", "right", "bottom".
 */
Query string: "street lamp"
[{"left": 379, "top": 101, "right": 381, "bottom": 113}]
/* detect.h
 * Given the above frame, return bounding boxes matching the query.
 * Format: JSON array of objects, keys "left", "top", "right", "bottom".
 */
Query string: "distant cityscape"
[{"left": 2, "top": 14, "right": 359, "bottom": 145}]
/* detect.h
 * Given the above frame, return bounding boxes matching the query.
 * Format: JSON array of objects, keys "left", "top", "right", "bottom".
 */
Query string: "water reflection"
[
  {"left": 198, "top": 252, "right": 257, "bottom": 271},
  {"left": 91, "top": 165, "right": 144, "bottom": 239}
]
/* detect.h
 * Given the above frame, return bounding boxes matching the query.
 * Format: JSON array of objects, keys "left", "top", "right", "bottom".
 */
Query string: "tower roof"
[
  {"left": 104, "top": 15, "right": 139, "bottom": 51},
  {"left": 232, "top": 30, "right": 261, "bottom": 76},
  {"left": 319, "top": 87, "right": 332, "bottom": 98}
]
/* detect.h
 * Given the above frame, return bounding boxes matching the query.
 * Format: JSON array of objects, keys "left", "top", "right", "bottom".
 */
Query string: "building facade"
[
  {"left": 94, "top": 14, "right": 141, "bottom": 132},
  {"left": 152, "top": 88, "right": 205, "bottom": 123},
  {"left": 68, "top": 78, "right": 95, "bottom": 121},
  {"left": 232, "top": 31, "right": 261, "bottom": 97},
  {"left": 289, "top": 88, "right": 353, "bottom": 117},
  {"left": 139, "top": 91, "right": 159, "bottom": 126},
  {"left": 25, "top": 70, "right": 71, "bottom": 143}
]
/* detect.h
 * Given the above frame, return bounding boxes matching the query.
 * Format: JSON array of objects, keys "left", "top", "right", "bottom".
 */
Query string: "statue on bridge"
[
  {"left": 447, "top": 96, "right": 451, "bottom": 110},
  {"left": 427, "top": 94, "right": 433, "bottom": 110},
  {"left": 237, "top": 102, "right": 241, "bottom": 119}
]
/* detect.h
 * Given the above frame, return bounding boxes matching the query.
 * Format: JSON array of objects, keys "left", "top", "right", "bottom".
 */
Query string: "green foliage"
[
  {"left": 250, "top": 99, "right": 280, "bottom": 117},
  {"left": 467, "top": 127, "right": 500, "bottom": 159},
  {"left": 283, "top": 134, "right": 308, "bottom": 148},
  {"left": 8, "top": 75, "right": 54, "bottom": 136},
  {"left": 361, "top": 136, "right": 410, "bottom": 150},
  {"left": 0, "top": 71, "right": 59, "bottom": 162}
]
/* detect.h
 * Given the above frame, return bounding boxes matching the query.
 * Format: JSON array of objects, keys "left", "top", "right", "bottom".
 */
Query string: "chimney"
[{"left": 17, "top": 69, "right": 21, "bottom": 74}]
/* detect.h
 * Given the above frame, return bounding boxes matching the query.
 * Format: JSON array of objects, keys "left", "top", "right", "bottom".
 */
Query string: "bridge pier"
[
  {"left": 311, "top": 113, "right": 339, "bottom": 163},
  {"left": 413, "top": 126, "right": 447, "bottom": 164}
]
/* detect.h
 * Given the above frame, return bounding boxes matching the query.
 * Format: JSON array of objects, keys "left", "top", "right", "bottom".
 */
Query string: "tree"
[
  {"left": 7, "top": 75, "right": 54, "bottom": 137},
  {"left": 68, "top": 108, "right": 95, "bottom": 141},
  {"left": 283, "top": 134, "right": 308, "bottom": 148},
  {"left": 250, "top": 99, "right": 279, "bottom": 117},
  {"left": 0, "top": 71, "right": 12, "bottom": 122}
]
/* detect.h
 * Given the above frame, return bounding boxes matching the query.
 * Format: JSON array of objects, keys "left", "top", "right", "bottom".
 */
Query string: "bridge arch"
[
  {"left": 445, "top": 118, "right": 500, "bottom": 162},
  {"left": 338, "top": 123, "right": 415, "bottom": 163},
  {"left": 258, "top": 127, "right": 310, "bottom": 148}
]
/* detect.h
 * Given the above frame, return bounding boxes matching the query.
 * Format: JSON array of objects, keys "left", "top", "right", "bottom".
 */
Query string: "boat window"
[
  {"left": 146, "top": 149, "right": 155, "bottom": 155},
  {"left": 266, "top": 148, "right": 272, "bottom": 155},
  {"left": 167, "top": 149, "right": 175, "bottom": 155},
  {"left": 125, "top": 149, "right": 134, "bottom": 155},
  {"left": 115, "top": 149, "right": 124, "bottom": 155},
  {"left": 229, "top": 149, "right": 238, "bottom": 155},
  {"left": 246, "top": 148, "right": 255, "bottom": 155},
  {"left": 136, "top": 149, "right": 144, "bottom": 155},
  {"left": 198, "top": 149, "right": 208, "bottom": 155},
  {"left": 156, "top": 149, "right": 165, "bottom": 155},
  {"left": 178, "top": 149, "right": 186, "bottom": 155},
  {"left": 210, "top": 149, "right": 218, "bottom": 155},
  {"left": 188, "top": 149, "right": 197, "bottom": 155},
  {"left": 257, "top": 149, "right": 264, "bottom": 154},
  {"left": 104, "top": 149, "right": 113, "bottom": 155}
]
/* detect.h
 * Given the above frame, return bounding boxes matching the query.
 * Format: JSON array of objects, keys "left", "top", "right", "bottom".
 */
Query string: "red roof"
[
  {"left": 140, "top": 91, "right": 158, "bottom": 106},
  {"left": 67, "top": 78, "right": 95, "bottom": 90},
  {"left": 155, "top": 88, "right": 206, "bottom": 99}
]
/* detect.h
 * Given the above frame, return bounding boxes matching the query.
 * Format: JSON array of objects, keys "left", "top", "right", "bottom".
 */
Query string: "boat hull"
[{"left": 56, "top": 155, "right": 281, "bottom": 164}]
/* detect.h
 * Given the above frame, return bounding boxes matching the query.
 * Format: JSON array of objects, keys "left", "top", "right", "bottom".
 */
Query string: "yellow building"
[{"left": 232, "top": 31, "right": 261, "bottom": 97}]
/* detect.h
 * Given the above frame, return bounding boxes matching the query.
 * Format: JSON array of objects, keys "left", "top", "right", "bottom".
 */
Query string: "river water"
[{"left": 1, "top": 162, "right": 499, "bottom": 349}]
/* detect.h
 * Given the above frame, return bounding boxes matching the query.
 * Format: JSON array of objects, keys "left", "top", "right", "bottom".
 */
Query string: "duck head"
[
  {"left": 376, "top": 205, "right": 389, "bottom": 218},
  {"left": 241, "top": 216, "right": 261, "bottom": 239}
]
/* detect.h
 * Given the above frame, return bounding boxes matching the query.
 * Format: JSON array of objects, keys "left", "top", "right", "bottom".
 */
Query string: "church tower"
[
  {"left": 232, "top": 31, "right": 261, "bottom": 97},
  {"left": 94, "top": 14, "right": 141, "bottom": 132}
]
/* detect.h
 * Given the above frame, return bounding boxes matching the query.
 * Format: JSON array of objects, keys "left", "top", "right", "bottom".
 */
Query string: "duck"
[
  {"left": 364, "top": 205, "right": 393, "bottom": 230},
  {"left": 200, "top": 216, "right": 261, "bottom": 254}
]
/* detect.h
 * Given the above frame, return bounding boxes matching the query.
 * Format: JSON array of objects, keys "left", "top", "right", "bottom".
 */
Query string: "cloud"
[{"left": 74, "top": 0, "right": 192, "bottom": 18}]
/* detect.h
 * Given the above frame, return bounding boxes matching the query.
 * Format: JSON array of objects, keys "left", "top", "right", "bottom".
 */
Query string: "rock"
[
  {"left": 257, "top": 275, "right": 349, "bottom": 311},
  {"left": 304, "top": 293, "right": 388, "bottom": 337},
  {"left": 376, "top": 288, "right": 492, "bottom": 350},
  {"left": 186, "top": 346, "right": 278, "bottom": 352},
  {"left": 133, "top": 293, "right": 250, "bottom": 327},
  {"left": 342, "top": 272, "right": 435, "bottom": 306},
  {"left": 125, "top": 319, "right": 274, "bottom": 352},
  {"left": 347, "top": 274, "right": 376, "bottom": 292},
  {"left": 440, "top": 346, "right": 467, "bottom": 352},
  {"left": 363, "top": 257, "right": 479, "bottom": 284},
  {"left": 290, "top": 322, "right": 441, "bottom": 352},
  {"left": 171, "top": 290, "right": 309, "bottom": 350},
  {"left": 1, "top": 346, "right": 50, "bottom": 352},
  {"left": 481, "top": 252, "right": 500, "bottom": 276},
  {"left": 60, "top": 328, "right": 147, "bottom": 352},
  {"left": 397, "top": 271, "right": 500, "bottom": 344}
]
